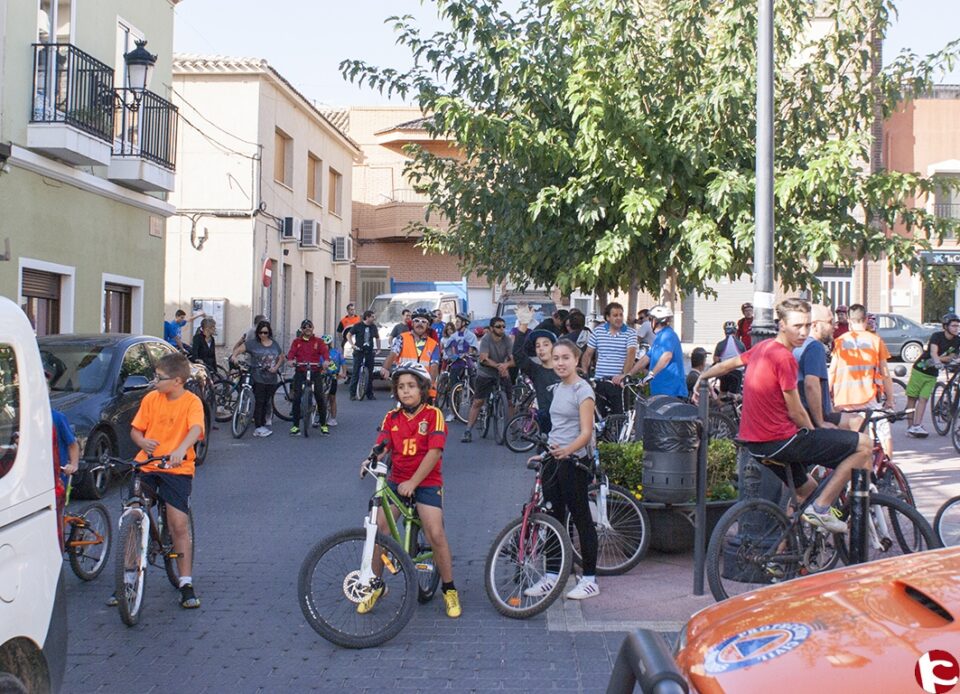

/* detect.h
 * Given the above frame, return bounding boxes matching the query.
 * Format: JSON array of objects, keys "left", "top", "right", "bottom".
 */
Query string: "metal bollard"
[
  {"left": 694, "top": 379, "right": 709, "bottom": 596},
  {"left": 606, "top": 630, "right": 689, "bottom": 694},
  {"left": 848, "top": 468, "right": 869, "bottom": 564}
]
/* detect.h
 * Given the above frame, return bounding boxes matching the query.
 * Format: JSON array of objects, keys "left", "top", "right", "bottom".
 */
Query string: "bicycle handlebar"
[
  {"left": 845, "top": 407, "right": 915, "bottom": 432},
  {"left": 84, "top": 454, "right": 172, "bottom": 471},
  {"left": 360, "top": 442, "right": 389, "bottom": 479}
]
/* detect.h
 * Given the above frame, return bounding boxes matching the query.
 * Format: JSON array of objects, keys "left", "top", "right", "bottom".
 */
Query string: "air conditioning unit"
[
  {"left": 332, "top": 235, "right": 353, "bottom": 263},
  {"left": 300, "top": 219, "right": 321, "bottom": 249},
  {"left": 281, "top": 216, "right": 301, "bottom": 242}
]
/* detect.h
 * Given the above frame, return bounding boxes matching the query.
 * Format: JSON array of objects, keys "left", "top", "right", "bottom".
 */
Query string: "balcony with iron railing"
[
  {"left": 28, "top": 43, "right": 115, "bottom": 166},
  {"left": 107, "top": 88, "right": 178, "bottom": 192},
  {"left": 935, "top": 202, "right": 960, "bottom": 220}
]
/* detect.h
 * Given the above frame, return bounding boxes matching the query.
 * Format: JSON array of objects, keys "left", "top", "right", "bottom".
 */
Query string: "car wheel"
[
  {"left": 194, "top": 408, "right": 212, "bottom": 466},
  {"left": 76, "top": 430, "right": 113, "bottom": 500},
  {"left": 900, "top": 341, "right": 923, "bottom": 363}
]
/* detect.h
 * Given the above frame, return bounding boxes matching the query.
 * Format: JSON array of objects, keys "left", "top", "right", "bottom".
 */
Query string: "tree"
[{"left": 342, "top": 0, "right": 960, "bottom": 297}]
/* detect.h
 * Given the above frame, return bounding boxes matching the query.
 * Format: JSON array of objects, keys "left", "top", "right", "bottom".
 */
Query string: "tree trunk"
[{"left": 627, "top": 279, "right": 639, "bottom": 322}]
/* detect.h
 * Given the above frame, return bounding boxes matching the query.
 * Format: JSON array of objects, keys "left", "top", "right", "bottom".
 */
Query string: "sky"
[{"left": 172, "top": 0, "right": 960, "bottom": 109}]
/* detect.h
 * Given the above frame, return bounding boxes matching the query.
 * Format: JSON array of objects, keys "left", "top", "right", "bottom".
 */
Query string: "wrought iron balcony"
[
  {"left": 935, "top": 202, "right": 960, "bottom": 220},
  {"left": 113, "top": 88, "right": 178, "bottom": 170},
  {"left": 30, "top": 43, "right": 114, "bottom": 143}
]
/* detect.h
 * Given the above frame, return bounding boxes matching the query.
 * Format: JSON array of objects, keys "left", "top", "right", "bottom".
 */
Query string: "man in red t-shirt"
[
  {"left": 693, "top": 298, "right": 871, "bottom": 533},
  {"left": 286, "top": 319, "right": 330, "bottom": 435},
  {"left": 735, "top": 302, "right": 754, "bottom": 350}
]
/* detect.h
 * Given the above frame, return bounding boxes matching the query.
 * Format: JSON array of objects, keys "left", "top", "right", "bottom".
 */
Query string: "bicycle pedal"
[{"left": 381, "top": 553, "right": 399, "bottom": 575}]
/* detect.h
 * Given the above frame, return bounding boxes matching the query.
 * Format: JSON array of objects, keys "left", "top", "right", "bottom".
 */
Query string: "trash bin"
[{"left": 641, "top": 396, "right": 700, "bottom": 504}]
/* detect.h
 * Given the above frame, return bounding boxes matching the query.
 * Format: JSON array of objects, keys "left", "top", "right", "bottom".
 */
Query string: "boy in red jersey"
[{"left": 357, "top": 363, "right": 461, "bottom": 618}]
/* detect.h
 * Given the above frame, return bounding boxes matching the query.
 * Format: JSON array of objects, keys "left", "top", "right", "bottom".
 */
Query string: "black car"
[{"left": 38, "top": 334, "right": 215, "bottom": 499}]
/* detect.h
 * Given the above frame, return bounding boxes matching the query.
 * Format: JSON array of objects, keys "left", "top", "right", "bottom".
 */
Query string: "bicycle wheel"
[
  {"left": 861, "top": 493, "right": 939, "bottom": 559},
  {"left": 484, "top": 512, "right": 572, "bottom": 619},
  {"left": 877, "top": 463, "right": 915, "bottom": 507},
  {"left": 934, "top": 495, "right": 960, "bottom": 547},
  {"left": 355, "top": 368, "right": 369, "bottom": 401},
  {"left": 481, "top": 399, "right": 492, "bottom": 439},
  {"left": 115, "top": 512, "right": 148, "bottom": 626},
  {"left": 67, "top": 502, "right": 112, "bottom": 581},
  {"left": 505, "top": 413, "right": 540, "bottom": 453},
  {"left": 706, "top": 499, "right": 796, "bottom": 602},
  {"left": 301, "top": 386, "right": 313, "bottom": 438},
  {"left": 708, "top": 411, "right": 738, "bottom": 441},
  {"left": 272, "top": 378, "right": 295, "bottom": 421},
  {"left": 298, "top": 528, "right": 418, "bottom": 649},
  {"left": 931, "top": 382, "right": 953, "bottom": 436},
  {"left": 414, "top": 526, "right": 440, "bottom": 604},
  {"left": 231, "top": 388, "right": 253, "bottom": 438},
  {"left": 599, "top": 414, "right": 629, "bottom": 443},
  {"left": 434, "top": 372, "right": 451, "bottom": 412},
  {"left": 951, "top": 407, "right": 960, "bottom": 456},
  {"left": 494, "top": 391, "right": 509, "bottom": 444},
  {"left": 567, "top": 483, "right": 649, "bottom": 575},
  {"left": 213, "top": 378, "right": 238, "bottom": 423},
  {"left": 451, "top": 382, "right": 473, "bottom": 424},
  {"left": 161, "top": 505, "right": 196, "bottom": 589}
]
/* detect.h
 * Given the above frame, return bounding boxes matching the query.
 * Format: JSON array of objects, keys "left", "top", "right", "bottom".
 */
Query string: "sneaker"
[
  {"left": 320, "top": 425, "right": 330, "bottom": 436},
  {"left": 912, "top": 424, "right": 929, "bottom": 438},
  {"left": 523, "top": 575, "right": 557, "bottom": 597},
  {"left": 443, "top": 589, "right": 462, "bottom": 618},
  {"left": 106, "top": 592, "right": 118, "bottom": 607},
  {"left": 179, "top": 583, "right": 201, "bottom": 609},
  {"left": 289, "top": 425, "right": 300, "bottom": 436},
  {"left": 565, "top": 577, "right": 600, "bottom": 600},
  {"left": 356, "top": 579, "right": 386, "bottom": 614},
  {"left": 366, "top": 394, "right": 376, "bottom": 401},
  {"left": 252, "top": 427, "right": 263, "bottom": 438},
  {"left": 445, "top": 413, "right": 455, "bottom": 422},
  {"left": 802, "top": 505, "right": 847, "bottom": 534},
  {"left": 261, "top": 427, "right": 273, "bottom": 438},
  {"left": 328, "top": 418, "right": 338, "bottom": 426},
  {"left": 461, "top": 430, "right": 472, "bottom": 443}
]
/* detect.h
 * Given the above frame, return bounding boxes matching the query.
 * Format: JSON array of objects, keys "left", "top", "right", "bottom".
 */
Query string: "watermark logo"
[{"left": 916, "top": 650, "right": 960, "bottom": 694}]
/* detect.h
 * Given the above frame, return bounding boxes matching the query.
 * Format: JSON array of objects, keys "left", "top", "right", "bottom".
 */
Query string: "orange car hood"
[{"left": 678, "top": 546, "right": 960, "bottom": 693}]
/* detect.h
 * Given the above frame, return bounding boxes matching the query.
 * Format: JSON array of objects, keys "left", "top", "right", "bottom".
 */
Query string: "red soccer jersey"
[
  {"left": 737, "top": 339, "right": 800, "bottom": 442},
  {"left": 286, "top": 336, "right": 329, "bottom": 369},
  {"left": 736, "top": 317, "right": 753, "bottom": 350},
  {"left": 376, "top": 405, "right": 446, "bottom": 487}
]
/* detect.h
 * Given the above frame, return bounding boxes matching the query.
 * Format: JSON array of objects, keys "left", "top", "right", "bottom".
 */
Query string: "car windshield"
[
  {"left": 374, "top": 299, "right": 438, "bottom": 324},
  {"left": 500, "top": 300, "right": 557, "bottom": 327},
  {"left": 39, "top": 344, "right": 115, "bottom": 393}
]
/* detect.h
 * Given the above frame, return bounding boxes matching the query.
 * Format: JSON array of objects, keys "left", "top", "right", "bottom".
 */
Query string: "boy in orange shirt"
[{"left": 131, "top": 352, "right": 205, "bottom": 608}]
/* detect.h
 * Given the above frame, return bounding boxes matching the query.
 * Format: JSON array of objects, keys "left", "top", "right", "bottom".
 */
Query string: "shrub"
[
  {"left": 598, "top": 441, "right": 644, "bottom": 500},
  {"left": 707, "top": 438, "right": 738, "bottom": 501}
]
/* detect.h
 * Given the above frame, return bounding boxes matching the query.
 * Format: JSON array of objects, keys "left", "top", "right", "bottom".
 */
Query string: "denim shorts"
[{"left": 387, "top": 480, "right": 443, "bottom": 509}]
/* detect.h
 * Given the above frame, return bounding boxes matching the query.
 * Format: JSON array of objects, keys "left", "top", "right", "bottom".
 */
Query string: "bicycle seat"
[{"left": 526, "top": 458, "right": 541, "bottom": 471}]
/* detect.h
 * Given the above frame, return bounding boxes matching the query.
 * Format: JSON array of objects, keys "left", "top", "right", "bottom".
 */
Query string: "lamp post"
[{"left": 122, "top": 40, "right": 157, "bottom": 109}]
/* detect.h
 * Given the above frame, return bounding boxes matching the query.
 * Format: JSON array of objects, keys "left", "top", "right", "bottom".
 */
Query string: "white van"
[{"left": 0, "top": 296, "right": 67, "bottom": 693}]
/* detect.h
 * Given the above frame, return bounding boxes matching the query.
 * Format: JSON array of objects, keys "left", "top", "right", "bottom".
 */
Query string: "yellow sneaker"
[
  {"left": 443, "top": 589, "right": 462, "bottom": 618},
  {"left": 356, "top": 580, "right": 386, "bottom": 615}
]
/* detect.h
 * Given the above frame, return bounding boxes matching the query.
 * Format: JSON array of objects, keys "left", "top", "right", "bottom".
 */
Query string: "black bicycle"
[{"left": 930, "top": 360, "right": 960, "bottom": 436}]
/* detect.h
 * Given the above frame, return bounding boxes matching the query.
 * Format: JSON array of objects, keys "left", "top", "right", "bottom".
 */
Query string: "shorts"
[
  {"left": 141, "top": 472, "right": 192, "bottom": 514},
  {"left": 328, "top": 378, "right": 338, "bottom": 396},
  {"left": 905, "top": 368, "right": 937, "bottom": 400},
  {"left": 744, "top": 428, "right": 860, "bottom": 490},
  {"left": 475, "top": 375, "right": 510, "bottom": 400},
  {"left": 387, "top": 480, "right": 443, "bottom": 509}
]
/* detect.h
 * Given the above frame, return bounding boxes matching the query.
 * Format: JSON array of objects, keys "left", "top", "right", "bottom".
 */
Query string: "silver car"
[{"left": 874, "top": 312, "right": 934, "bottom": 362}]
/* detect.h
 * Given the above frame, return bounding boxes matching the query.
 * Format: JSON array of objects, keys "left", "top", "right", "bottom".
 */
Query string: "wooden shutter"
[{"left": 22, "top": 269, "right": 61, "bottom": 299}]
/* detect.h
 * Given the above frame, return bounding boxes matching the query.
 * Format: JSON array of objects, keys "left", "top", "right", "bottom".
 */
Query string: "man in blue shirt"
[
  {"left": 793, "top": 304, "right": 842, "bottom": 428},
  {"left": 631, "top": 305, "right": 687, "bottom": 397},
  {"left": 163, "top": 309, "right": 204, "bottom": 351}
]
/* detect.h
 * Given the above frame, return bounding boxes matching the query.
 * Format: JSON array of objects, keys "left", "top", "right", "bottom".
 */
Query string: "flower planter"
[{"left": 644, "top": 499, "right": 736, "bottom": 554}]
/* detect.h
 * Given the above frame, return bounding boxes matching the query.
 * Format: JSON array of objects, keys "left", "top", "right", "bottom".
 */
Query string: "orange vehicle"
[{"left": 674, "top": 546, "right": 960, "bottom": 692}]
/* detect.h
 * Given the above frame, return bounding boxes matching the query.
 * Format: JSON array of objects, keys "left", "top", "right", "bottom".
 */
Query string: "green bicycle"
[{"left": 297, "top": 443, "right": 440, "bottom": 648}]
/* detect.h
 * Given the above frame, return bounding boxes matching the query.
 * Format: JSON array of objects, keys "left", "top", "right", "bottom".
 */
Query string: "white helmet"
[
  {"left": 392, "top": 362, "right": 432, "bottom": 387},
  {"left": 649, "top": 305, "right": 673, "bottom": 322}
]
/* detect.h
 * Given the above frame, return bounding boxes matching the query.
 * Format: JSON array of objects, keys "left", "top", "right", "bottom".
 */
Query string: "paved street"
[
  {"left": 60, "top": 384, "right": 960, "bottom": 693},
  {"left": 61, "top": 386, "right": 623, "bottom": 693}
]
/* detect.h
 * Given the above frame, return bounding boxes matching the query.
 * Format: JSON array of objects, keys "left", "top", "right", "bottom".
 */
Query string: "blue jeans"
[{"left": 350, "top": 349, "right": 375, "bottom": 398}]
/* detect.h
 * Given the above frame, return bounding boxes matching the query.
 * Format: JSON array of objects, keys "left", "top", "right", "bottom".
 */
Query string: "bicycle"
[
  {"left": 505, "top": 406, "right": 542, "bottom": 453},
  {"left": 62, "top": 465, "right": 112, "bottom": 581},
  {"left": 290, "top": 362, "right": 325, "bottom": 438},
  {"left": 847, "top": 407, "right": 915, "bottom": 507},
  {"left": 228, "top": 363, "right": 254, "bottom": 438},
  {"left": 934, "top": 495, "right": 960, "bottom": 548},
  {"left": 298, "top": 443, "right": 440, "bottom": 648},
  {"left": 931, "top": 360, "right": 960, "bottom": 436},
  {"left": 705, "top": 422, "right": 937, "bottom": 602},
  {"left": 449, "top": 357, "right": 478, "bottom": 424},
  {"left": 565, "top": 430, "right": 649, "bottom": 575},
  {"left": 212, "top": 363, "right": 242, "bottom": 423},
  {"left": 100, "top": 455, "right": 196, "bottom": 626},
  {"left": 484, "top": 441, "right": 574, "bottom": 618},
  {"left": 478, "top": 378, "right": 511, "bottom": 444}
]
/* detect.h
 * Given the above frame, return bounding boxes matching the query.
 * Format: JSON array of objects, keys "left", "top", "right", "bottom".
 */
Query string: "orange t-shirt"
[
  {"left": 131, "top": 390, "right": 205, "bottom": 476},
  {"left": 829, "top": 329, "right": 891, "bottom": 408}
]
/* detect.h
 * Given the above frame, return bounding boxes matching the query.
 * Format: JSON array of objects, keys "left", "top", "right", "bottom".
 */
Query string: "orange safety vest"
[
  {"left": 828, "top": 329, "right": 890, "bottom": 407},
  {"left": 399, "top": 331, "right": 438, "bottom": 364}
]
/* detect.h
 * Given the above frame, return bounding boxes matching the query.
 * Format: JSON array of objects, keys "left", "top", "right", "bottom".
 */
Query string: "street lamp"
[{"left": 122, "top": 40, "right": 157, "bottom": 109}]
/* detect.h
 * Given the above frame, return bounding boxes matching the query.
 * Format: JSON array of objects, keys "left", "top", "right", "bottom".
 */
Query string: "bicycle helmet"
[
  {"left": 473, "top": 326, "right": 486, "bottom": 338},
  {"left": 456, "top": 312, "right": 471, "bottom": 325},
  {"left": 723, "top": 320, "right": 736, "bottom": 335},
  {"left": 649, "top": 305, "right": 673, "bottom": 322},
  {"left": 410, "top": 308, "right": 432, "bottom": 321},
  {"left": 320, "top": 333, "right": 333, "bottom": 346},
  {"left": 943, "top": 312, "right": 960, "bottom": 327},
  {"left": 741, "top": 302, "right": 753, "bottom": 311},
  {"left": 300, "top": 319, "right": 314, "bottom": 330},
  {"left": 391, "top": 362, "right": 432, "bottom": 387}
]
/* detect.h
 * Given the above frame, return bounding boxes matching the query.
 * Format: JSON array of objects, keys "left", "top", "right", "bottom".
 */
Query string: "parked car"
[
  {"left": 667, "top": 545, "right": 960, "bottom": 692},
  {"left": 874, "top": 312, "right": 934, "bottom": 362},
  {"left": 38, "top": 334, "right": 215, "bottom": 499},
  {"left": 496, "top": 290, "right": 558, "bottom": 333},
  {"left": 0, "top": 297, "right": 67, "bottom": 693}
]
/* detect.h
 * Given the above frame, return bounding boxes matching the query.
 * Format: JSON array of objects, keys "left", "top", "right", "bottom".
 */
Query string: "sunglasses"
[
  {"left": 412, "top": 319, "right": 429, "bottom": 325},
  {"left": 153, "top": 374, "right": 175, "bottom": 382},
  {"left": 492, "top": 324, "right": 505, "bottom": 329}
]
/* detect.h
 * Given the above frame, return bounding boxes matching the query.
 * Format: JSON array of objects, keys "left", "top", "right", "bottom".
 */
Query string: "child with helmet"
[{"left": 320, "top": 334, "right": 346, "bottom": 426}]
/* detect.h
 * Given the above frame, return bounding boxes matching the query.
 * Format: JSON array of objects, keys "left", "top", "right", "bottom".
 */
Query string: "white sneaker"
[
  {"left": 523, "top": 575, "right": 557, "bottom": 597},
  {"left": 328, "top": 418, "right": 338, "bottom": 427},
  {"left": 565, "top": 577, "right": 600, "bottom": 600},
  {"left": 260, "top": 427, "right": 273, "bottom": 438},
  {"left": 445, "top": 413, "right": 455, "bottom": 422},
  {"left": 252, "top": 427, "right": 264, "bottom": 438},
  {"left": 912, "top": 424, "right": 929, "bottom": 438}
]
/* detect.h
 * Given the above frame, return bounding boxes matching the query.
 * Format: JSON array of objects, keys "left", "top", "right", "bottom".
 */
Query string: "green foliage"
[
  {"left": 342, "top": 0, "right": 960, "bottom": 296},
  {"left": 598, "top": 441, "right": 644, "bottom": 500},
  {"left": 706, "top": 438, "right": 738, "bottom": 501}
]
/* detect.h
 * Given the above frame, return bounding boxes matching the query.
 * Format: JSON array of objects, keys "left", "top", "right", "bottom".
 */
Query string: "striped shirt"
[{"left": 587, "top": 323, "right": 638, "bottom": 377}]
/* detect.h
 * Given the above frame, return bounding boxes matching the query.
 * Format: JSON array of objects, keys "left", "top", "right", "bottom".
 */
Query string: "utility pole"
[{"left": 752, "top": 0, "right": 776, "bottom": 343}]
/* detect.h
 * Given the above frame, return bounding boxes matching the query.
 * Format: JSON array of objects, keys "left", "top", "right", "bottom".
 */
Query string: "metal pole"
[
  {"left": 694, "top": 379, "right": 709, "bottom": 596},
  {"left": 848, "top": 469, "right": 869, "bottom": 564},
  {"left": 752, "top": 0, "right": 776, "bottom": 344}
]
